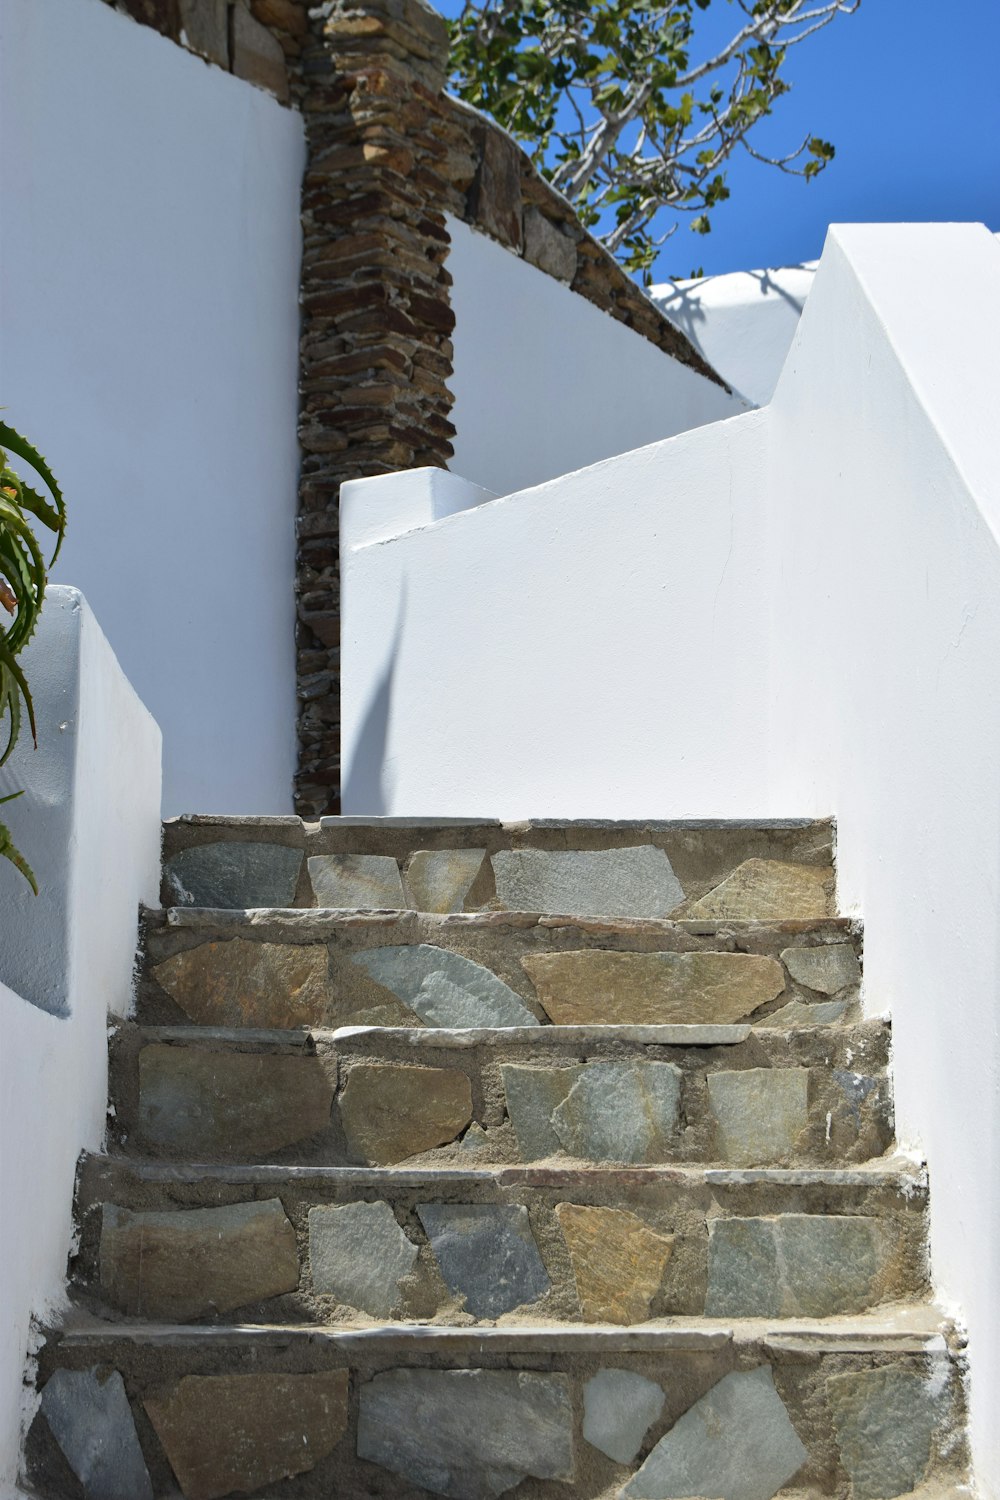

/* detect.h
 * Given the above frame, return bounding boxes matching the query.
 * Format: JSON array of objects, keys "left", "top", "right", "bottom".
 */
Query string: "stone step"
[
  {"left": 140, "top": 907, "right": 861, "bottom": 1032},
  {"left": 160, "top": 815, "right": 836, "bottom": 920},
  {"left": 72, "top": 1154, "right": 929, "bottom": 1328},
  {"left": 108, "top": 1020, "right": 893, "bottom": 1169},
  {"left": 25, "top": 1308, "right": 968, "bottom": 1500}
]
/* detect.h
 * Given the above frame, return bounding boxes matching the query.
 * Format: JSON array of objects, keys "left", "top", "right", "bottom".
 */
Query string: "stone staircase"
[{"left": 22, "top": 817, "right": 971, "bottom": 1499}]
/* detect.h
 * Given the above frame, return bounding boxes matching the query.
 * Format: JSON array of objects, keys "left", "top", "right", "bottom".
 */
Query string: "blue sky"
[{"left": 437, "top": 0, "right": 1000, "bottom": 278}]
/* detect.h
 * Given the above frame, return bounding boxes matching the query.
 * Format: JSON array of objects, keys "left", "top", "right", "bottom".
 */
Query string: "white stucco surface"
[
  {"left": 446, "top": 215, "right": 744, "bottom": 495},
  {"left": 0, "top": 588, "right": 162, "bottom": 1492},
  {"left": 651, "top": 263, "right": 816, "bottom": 406},
  {"left": 342, "top": 222, "right": 1000, "bottom": 1493},
  {"left": 0, "top": 0, "right": 305, "bottom": 814}
]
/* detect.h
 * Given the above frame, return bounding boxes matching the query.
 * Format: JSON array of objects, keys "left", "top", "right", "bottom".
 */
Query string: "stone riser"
[
  {"left": 140, "top": 909, "right": 861, "bottom": 1033},
  {"left": 25, "top": 1321, "right": 968, "bottom": 1500},
  {"left": 159, "top": 816, "right": 836, "bottom": 920},
  {"left": 72, "top": 1156, "right": 929, "bottom": 1328},
  {"left": 108, "top": 1022, "right": 894, "bottom": 1169}
]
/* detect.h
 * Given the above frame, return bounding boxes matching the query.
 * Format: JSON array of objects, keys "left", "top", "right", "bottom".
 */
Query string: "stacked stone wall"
[{"left": 100, "top": 0, "right": 721, "bottom": 814}]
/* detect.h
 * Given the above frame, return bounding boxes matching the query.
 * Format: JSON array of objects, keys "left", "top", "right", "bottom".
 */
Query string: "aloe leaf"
[
  {"left": 0, "top": 422, "right": 65, "bottom": 560},
  {"left": 0, "top": 799, "right": 38, "bottom": 894}
]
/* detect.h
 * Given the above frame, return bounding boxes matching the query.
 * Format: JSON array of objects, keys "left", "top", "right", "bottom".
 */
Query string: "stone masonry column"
[{"left": 294, "top": 0, "right": 460, "bottom": 816}]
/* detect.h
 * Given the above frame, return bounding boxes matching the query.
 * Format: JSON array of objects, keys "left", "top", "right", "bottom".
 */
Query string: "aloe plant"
[{"left": 0, "top": 421, "right": 66, "bottom": 891}]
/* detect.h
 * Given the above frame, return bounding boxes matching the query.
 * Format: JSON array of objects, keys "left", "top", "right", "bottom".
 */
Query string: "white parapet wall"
[
  {"left": 341, "top": 221, "right": 1000, "bottom": 1493},
  {"left": 0, "top": 0, "right": 305, "bottom": 815},
  {"left": 446, "top": 215, "right": 746, "bottom": 496},
  {"left": 0, "top": 588, "right": 162, "bottom": 1491}
]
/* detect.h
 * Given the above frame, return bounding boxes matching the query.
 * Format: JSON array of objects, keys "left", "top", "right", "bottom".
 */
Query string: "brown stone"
[
  {"left": 523, "top": 951, "right": 785, "bottom": 1026},
  {"left": 251, "top": 0, "right": 308, "bottom": 37},
  {"left": 231, "top": 1, "right": 290, "bottom": 102},
  {"left": 469, "top": 127, "right": 524, "bottom": 251},
  {"left": 138, "top": 1044, "right": 334, "bottom": 1157},
  {"left": 179, "top": 0, "right": 228, "bottom": 64},
  {"left": 100, "top": 1200, "right": 299, "bottom": 1320},
  {"left": 686, "top": 860, "right": 836, "bottom": 921},
  {"left": 145, "top": 1372, "right": 346, "bottom": 1500},
  {"left": 338, "top": 1062, "right": 472, "bottom": 1164},
  {"left": 555, "top": 1204, "right": 674, "bottom": 1324},
  {"left": 153, "top": 940, "right": 329, "bottom": 1028}
]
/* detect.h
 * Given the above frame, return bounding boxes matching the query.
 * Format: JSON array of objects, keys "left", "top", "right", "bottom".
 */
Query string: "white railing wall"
[
  {"left": 341, "top": 222, "right": 1000, "bottom": 1494},
  {"left": 0, "top": 589, "right": 162, "bottom": 1491}
]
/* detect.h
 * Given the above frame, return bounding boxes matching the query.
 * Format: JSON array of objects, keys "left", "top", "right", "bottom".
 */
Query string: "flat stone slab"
[
  {"left": 39, "top": 1367, "right": 153, "bottom": 1500},
  {"left": 781, "top": 941, "right": 860, "bottom": 993},
  {"left": 351, "top": 944, "right": 538, "bottom": 1028},
  {"left": 707, "top": 1068, "right": 810, "bottom": 1166},
  {"left": 491, "top": 846, "right": 684, "bottom": 919},
  {"left": 403, "top": 848, "right": 488, "bottom": 912},
  {"left": 556, "top": 1203, "right": 674, "bottom": 1324},
  {"left": 622, "top": 1365, "right": 808, "bottom": 1499},
  {"left": 552, "top": 1061, "right": 683, "bottom": 1163},
  {"left": 501, "top": 1063, "right": 581, "bottom": 1160},
  {"left": 523, "top": 950, "right": 785, "bottom": 1026},
  {"left": 164, "top": 841, "right": 302, "bottom": 908},
  {"left": 100, "top": 1199, "right": 299, "bottom": 1320},
  {"left": 706, "top": 1214, "right": 885, "bottom": 1317},
  {"left": 827, "top": 1368, "right": 942, "bottom": 1499},
  {"left": 338, "top": 1062, "right": 472, "bottom": 1165},
  {"left": 756, "top": 999, "right": 848, "bottom": 1027},
  {"left": 357, "top": 1368, "right": 574, "bottom": 1498},
  {"left": 687, "top": 860, "right": 834, "bottom": 920},
  {"left": 153, "top": 939, "right": 329, "bottom": 1028},
  {"left": 307, "top": 853, "right": 405, "bottom": 907},
  {"left": 138, "top": 1043, "right": 334, "bottom": 1158},
  {"left": 309, "top": 1201, "right": 418, "bottom": 1315},
  {"left": 583, "top": 1368, "right": 665, "bottom": 1464},
  {"left": 144, "top": 1372, "right": 348, "bottom": 1500},
  {"left": 417, "top": 1203, "right": 550, "bottom": 1317}
]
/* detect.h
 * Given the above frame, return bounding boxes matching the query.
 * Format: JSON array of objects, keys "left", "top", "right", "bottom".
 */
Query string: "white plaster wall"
[
  {"left": 446, "top": 216, "right": 744, "bottom": 496},
  {"left": 767, "top": 222, "right": 1000, "bottom": 1498},
  {"left": 341, "top": 408, "right": 771, "bottom": 819},
  {"left": 0, "top": 0, "right": 305, "bottom": 815},
  {"left": 651, "top": 264, "right": 816, "bottom": 407},
  {"left": 0, "top": 588, "right": 162, "bottom": 1492}
]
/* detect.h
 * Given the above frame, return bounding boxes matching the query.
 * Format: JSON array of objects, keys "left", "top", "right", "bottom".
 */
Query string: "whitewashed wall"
[
  {"left": 0, "top": 589, "right": 162, "bottom": 1493},
  {"left": 0, "top": 0, "right": 305, "bottom": 815},
  {"left": 767, "top": 222, "right": 1000, "bottom": 1500},
  {"left": 342, "top": 222, "right": 1000, "bottom": 1494},
  {"left": 446, "top": 216, "right": 744, "bottom": 496},
  {"left": 651, "top": 264, "right": 816, "bottom": 407}
]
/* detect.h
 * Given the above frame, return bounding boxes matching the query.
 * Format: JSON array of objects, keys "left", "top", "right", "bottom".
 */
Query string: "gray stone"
[
  {"left": 828, "top": 1368, "right": 941, "bottom": 1498},
  {"left": 491, "top": 846, "right": 684, "bottom": 919},
  {"left": 357, "top": 1368, "right": 574, "bottom": 1497},
  {"left": 404, "top": 849, "right": 488, "bottom": 912},
  {"left": 350, "top": 945, "right": 538, "bottom": 1029},
  {"left": 706, "top": 1214, "right": 883, "bottom": 1317},
  {"left": 523, "top": 208, "right": 578, "bottom": 282},
  {"left": 622, "top": 1365, "right": 808, "bottom": 1499},
  {"left": 164, "top": 841, "right": 302, "bottom": 909},
  {"left": 833, "top": 1069, "right": 880, "bottom": 1126},
  {"left": 459, "top": 1123, "right": 490, "bottom": 1156},
  {"left": 707, "top": 1068, "right": 809, "bottom": 1166},
  {"left": 309, "top": 1201, "right": 418, "bottom": 1316},
  {"left": 40, "top": 1368, "right": 153, "bottom": 1500},
  {"left": 552, "top": 1061, "right": 683, "bottom": 1163},
  {"left": 781, "top": 942, "right": 861, "bottom": 994},
  {"left": 501, "top": 1064, "right": 583, "bottom": 1161},
  {"left": 756, "top": 999, "right": 848, "bottom": 1027},
  {"left": 100, "top": 1199, "right": 299, "bottom": 1321},
  {"left": 417, "top": 1203, "right": 550, "bottom": 1317},
  {"left": 583, "top": 1368, "right": 665, "bottom": 1464},
  {"left": 307, "top": 854, "right": 405, "bottom": 908},
  {"left": 179, "top": 0, "right": 229, "bottom": 66}
]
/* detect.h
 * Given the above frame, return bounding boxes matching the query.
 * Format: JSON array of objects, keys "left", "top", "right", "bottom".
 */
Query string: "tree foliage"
[
  {"left": 0, "top": 422, "right": 66, "bottom": 891},
  {"left": 448, "top": 0, "right": 859, "bottom": 278}
]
